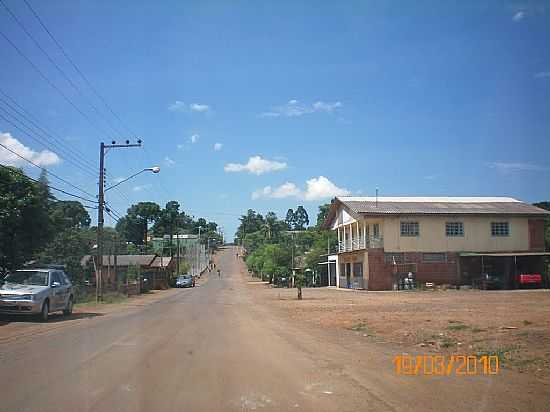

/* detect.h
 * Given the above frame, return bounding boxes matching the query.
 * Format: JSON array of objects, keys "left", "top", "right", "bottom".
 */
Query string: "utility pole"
[{"left": 96, "top": 139, "right": 142, "bottom": 302}]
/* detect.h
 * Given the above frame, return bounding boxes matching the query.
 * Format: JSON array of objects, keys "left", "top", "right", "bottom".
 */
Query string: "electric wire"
[
  {"left": 0, "top": 163, "right": 97, "bottom": 204},
  {"left": 0, "top": 88, "right": 98, "bottom": 172},
  {"left": 0, "top": 103, "right": 98, "bottom": 178},
  {"left": 0, "top": 0, "right": 124, "bottom": 138},
  {"left": 0, "top": 132, "right": 96, "bottom": 198},
  {"left": 23, "top": 0, "right": 137, "bottom": 138}
]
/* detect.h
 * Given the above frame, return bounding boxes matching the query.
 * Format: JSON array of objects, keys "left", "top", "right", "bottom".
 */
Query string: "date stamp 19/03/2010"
[{"left": 394, "top": 354, "right": 501, "bottom": 376}]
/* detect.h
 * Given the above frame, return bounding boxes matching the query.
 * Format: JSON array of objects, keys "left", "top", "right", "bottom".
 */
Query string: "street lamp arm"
[{"left": 105, "top": 167, "right": 160, "bottom": 192}]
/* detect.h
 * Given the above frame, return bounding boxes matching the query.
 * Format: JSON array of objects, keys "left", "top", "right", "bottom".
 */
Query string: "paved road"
[{"left": 1, "top": 246, "right": 548, "bottom": 412}]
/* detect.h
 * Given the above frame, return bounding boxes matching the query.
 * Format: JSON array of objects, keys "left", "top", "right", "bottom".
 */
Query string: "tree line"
[
  {"left": 0, "top": 166, "right": 221, "bottom": 282},
  {"left": 237, "top": 204, "right": 336, "bottom": 285}
]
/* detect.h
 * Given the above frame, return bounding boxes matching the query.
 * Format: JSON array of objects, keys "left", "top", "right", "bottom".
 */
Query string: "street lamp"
[{"left": 105, "top": 166, "right": 160, "bottom": 192}]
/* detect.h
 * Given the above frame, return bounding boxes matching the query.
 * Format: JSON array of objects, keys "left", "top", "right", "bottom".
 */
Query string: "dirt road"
[{"left": 1, "top": 246, "right": 548, "bottom": 412}]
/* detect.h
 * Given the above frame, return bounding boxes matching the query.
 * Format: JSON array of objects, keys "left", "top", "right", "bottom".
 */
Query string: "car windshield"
[{"left": 4, "top": 271, "right": 48, "bottom": 286}]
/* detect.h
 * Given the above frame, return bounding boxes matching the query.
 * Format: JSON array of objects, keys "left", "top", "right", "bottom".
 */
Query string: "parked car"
[
  {"left": 472, "top": 273, "right": 504, "bottom": 290},
  {"left": 0, "top": 268, "right": 74, "bottom": 321},
  {"left": 175, "top": 274, "right": 195, "bottom": 288}
]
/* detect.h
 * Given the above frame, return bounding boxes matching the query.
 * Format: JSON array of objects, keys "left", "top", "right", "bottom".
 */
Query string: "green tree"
[
  {"left": 316, "top": 203, "right": 331, "bottom": 228},
  {"left": 294, "top": 206, "right": 309, "bottom": 230},
  {"left": 0, "top": 166, "right": 51, "bottom": 272},
  {"left": 285, "top": 208, "right": 296, "bottom": 230},
  {"left": 235, "top": 209, "right": 265, "bottom": 244},
  {"left": 123, "top": 202, "right": 161, "bottom": 246},
  {"left": 50, "top": 200, "right": 91, "bottom": 230},
  {"left": 37, "top": 227, "right": 93, "bottom": 283}
]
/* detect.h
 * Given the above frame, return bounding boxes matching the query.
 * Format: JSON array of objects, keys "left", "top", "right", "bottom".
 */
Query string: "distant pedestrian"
[{"left": 217, "top": 269, "right": 221, "bottom": 278}]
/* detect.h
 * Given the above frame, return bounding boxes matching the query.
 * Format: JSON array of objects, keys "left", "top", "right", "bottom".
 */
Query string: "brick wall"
[
  {"left": 528, "top": 219, "right": 545, "bottom": 251},
  {"left": 413, "top": 252, "right": 459, "bottom": 285},
  {"left": 367, "top": 249, "right": 459, "bottom": 290},
  {"left": 367, "top": 249, "right": 394, "bottom": 290}
]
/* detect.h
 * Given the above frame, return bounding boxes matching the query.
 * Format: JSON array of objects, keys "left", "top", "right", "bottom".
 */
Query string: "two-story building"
[{"left": 322, "top": 197, "right": 549, "bottom": 290}]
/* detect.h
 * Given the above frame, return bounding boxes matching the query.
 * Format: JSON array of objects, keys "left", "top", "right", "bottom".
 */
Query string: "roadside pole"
[{"left": 96, "top": 139, "right": 142, "bottom": 302}]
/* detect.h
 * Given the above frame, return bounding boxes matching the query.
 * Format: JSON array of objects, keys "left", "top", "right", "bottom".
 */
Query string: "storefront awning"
[{"left": 459, "top": 252, "right": 550, "bottom": 257}]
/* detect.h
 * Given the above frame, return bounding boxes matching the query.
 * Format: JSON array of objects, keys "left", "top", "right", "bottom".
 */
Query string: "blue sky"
[{"left": 1, "top": 0, "right": 549, "bottom": 237}]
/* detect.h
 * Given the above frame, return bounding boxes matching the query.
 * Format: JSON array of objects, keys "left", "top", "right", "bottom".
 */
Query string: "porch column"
[
  {"left": 363, "top": 220, "right": 367, "bottom": 248},
  {"left": 337, "top": 226, "right": 341, "bottom": 251},
  {"left": 343, "top": 225, "right": 346, "bottom": 251}
]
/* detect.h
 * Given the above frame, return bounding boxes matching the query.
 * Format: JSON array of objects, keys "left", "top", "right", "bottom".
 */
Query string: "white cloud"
[
  {"left": 168, "top": 101, "right": 211, "bottom": 113},
  {"left": 512, "top": 10, "right": 526, "bottom": 21},
  {"left": 303, "top": 176, "right": 351, "bottom": 200},
  {"left": 252, "top": 182, "right": 301, "bottom": 199},
  {"left": 487, "top": 162, "right": 547, "bottom": 173},
  {"left": 213, "top": 142, "right": 223, "bottom": 151},
  {"left": 534, "top": 71, "right": 550, "bottom": 79},
  {"left": 224, "top": 155, "right": 287, "bottom": 175},
  {"left": 133, "top": 184, "right": 152, "bottom": 192},
  {"left": 252, "top": 176, "right": 350, "bottom": 201},
  {"left": 113, "top": 177, "right": 125, "bottom": 183},
  {"left": 260, "top": 99, "right": 343, "bottom": 118},
  {"left": 312, "top": 101, "right": 342, "bottom": 113},
  {"left": 190, "top": 134, "right": 199, "bottom": 144},
  {"left": 164, "top": 157, "right": 176, "bottom": 167},
  {"left": 168, "top": 100, "right": 187, "bottom": 112},
  {"left": 177, "top": 143, "right": 185, "bottom": 150},
  {"left": 0, "top": 132, "right": 60, "bottom": 167},
  {"left": 190, "top": 103, "right": 210, "bottom": 112}
]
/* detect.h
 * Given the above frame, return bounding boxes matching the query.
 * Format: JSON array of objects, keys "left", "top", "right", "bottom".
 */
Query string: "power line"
[
  {"left": 0, "top": 0, "right": 124, "bottom": 138},
  {"left": 0, "top": 163, "right": 97, "bottom": 204},
  {"left": 0, "top": 133, "right": 96, "bottom": 198},
  {"left": 0, "top": 88, "right": 98, "bottom": 172},
  {"left": 0, "top": 102, "right": 98, "bottom": 178},
  {"left": 0, "top": 27, "right": 113, "bottom": 141},
  {"left": 23, "top": 0, "right": 137, "bottom": 138}
]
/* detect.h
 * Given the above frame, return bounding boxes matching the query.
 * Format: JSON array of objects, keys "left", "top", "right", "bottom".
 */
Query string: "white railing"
[{"left": 338, "top": 236, "right": 383, "bottom": 253}]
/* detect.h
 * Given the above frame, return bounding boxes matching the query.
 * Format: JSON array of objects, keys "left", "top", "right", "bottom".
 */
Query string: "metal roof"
[
  {"left": 81, "top": 255, "right": 156, "bottom": 267},
  {"left": 336, "top": 197, "right": 550, "bottom": 216},
  {"left": 149, "top": 256, "right": 173, "bottom": 268}
]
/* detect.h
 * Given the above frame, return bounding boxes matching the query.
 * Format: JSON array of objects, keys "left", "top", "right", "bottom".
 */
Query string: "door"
[
  {"left": 353, "top": 262, "right": 364, "bottom": 289},
  {"left": 49, "top": 272, "right": 63, "bottom": 309},
  {"left": 345, "top": 263, "right": 351, "bottom": 288},
  {"left": 329, "top": 262, "right": 337, "bottom": 286}
]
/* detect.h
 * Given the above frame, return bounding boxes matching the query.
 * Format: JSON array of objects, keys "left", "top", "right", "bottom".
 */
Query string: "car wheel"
[
  {"left": 63, "top": 296, "right": 73, "bottom": 316},
  {"left": 39, "top": 300, "right": 49, "bottom": 322}
]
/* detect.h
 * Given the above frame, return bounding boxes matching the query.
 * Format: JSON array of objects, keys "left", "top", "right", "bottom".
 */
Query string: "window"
[
  {"left": 400, "top": 221, "right": 419, "bottom": 237},
  {"left": 50, "top": 272, "right": 62, "bottom": 286},
  {"left": 422, "top": 253, "right": 447, "bottom": 263},
  {"left": 491, "top": 222, "right": 509, "bottom": 237},
  {"left": 373, "top": 223, "right": 380, "bottom": 238},
  {"left": 446, "top": 222, "right": 464, "bottom": 237},
  {"left": 384, "top": 253, "right": 404, "bottom": 264}
]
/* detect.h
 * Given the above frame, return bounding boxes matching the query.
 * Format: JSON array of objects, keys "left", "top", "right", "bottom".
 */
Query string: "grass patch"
[
  {"left": 76, "top": 292, "right": 127, "bottom": 306},
  {"left": 471, "top": 327, "right": 486, "bottom": 333},
  {"left": 447, "top": 324, "right": 469, "bottom": 331},
  {"left": 440, "top": 336, "right": 457, "bottom": 348},
  {"left": 349, "top": 322, "right": 370, "bottom": 332},
  {"left": 475, "top": 345, "right": 518, "bottom": 362}
]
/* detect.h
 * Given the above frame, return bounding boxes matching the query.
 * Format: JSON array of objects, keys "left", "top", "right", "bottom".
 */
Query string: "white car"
[{"left": 0, "top": 268, "right": 74, "bottom": 321}]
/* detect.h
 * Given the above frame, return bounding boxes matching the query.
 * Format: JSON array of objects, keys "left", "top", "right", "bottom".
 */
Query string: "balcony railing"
[{"left": 338, "top": 236, "right": 384, "bottom": 253}]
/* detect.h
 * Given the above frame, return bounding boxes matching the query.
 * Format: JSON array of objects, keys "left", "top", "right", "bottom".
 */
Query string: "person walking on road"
[{"left": 217, "top": 269, "right": 221, "bottom": 278}]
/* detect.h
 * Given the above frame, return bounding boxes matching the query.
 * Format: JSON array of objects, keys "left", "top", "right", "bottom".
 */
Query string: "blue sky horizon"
[{"left": 1, "top": 0, "right": 549, "bottom": 238}]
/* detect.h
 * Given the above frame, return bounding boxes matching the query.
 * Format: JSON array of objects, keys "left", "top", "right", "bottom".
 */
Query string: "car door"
[
  {"left": 58, "top": 272, "right": 71, "bottom": 308},
  {"left": 50, "top": 272, "right": 64, "bottom": 309}
]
